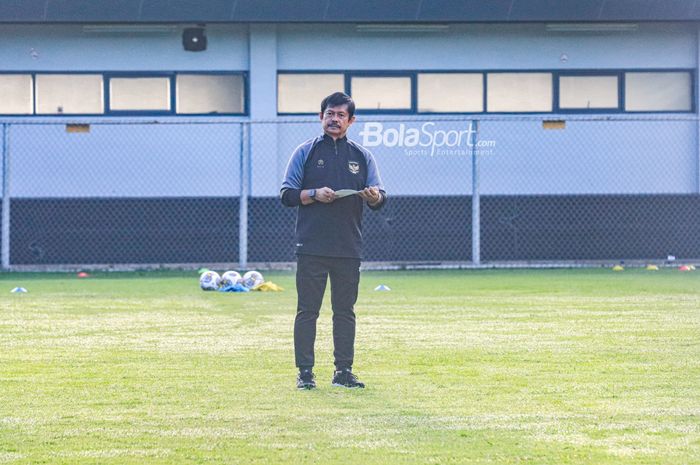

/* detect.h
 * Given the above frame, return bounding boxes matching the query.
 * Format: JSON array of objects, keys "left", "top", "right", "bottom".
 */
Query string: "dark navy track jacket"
[{"left": 280, "top": 134, "right": 386, "bottom": 259}]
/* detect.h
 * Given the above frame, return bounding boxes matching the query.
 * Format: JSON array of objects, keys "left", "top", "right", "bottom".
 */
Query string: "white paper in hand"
[{"left": 334, "top": 189, "right": 361, "bottom": 198}]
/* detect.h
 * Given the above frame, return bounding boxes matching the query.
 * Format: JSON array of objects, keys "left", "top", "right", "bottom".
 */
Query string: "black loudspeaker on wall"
[{"left": 183, "top": 27, "right": 207, "bottom": 52}]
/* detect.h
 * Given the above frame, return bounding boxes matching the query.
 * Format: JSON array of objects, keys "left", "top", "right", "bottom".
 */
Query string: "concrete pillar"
[{"left": 248, "top": 24, "right": 279, "bottom": 197}]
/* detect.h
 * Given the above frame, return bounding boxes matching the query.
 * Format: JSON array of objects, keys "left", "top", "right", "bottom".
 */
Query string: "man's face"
[{"left": 320, "top": 104, "right": 355, "bottom": 139}]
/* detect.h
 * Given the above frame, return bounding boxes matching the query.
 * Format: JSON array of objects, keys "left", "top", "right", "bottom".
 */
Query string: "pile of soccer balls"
[{"left": 199, "top": 269, "right": 265, "bottom": 291}]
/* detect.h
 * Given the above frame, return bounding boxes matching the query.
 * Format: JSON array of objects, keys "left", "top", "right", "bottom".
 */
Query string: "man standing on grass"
[{"left": 280, "top": 92, "right": 387, "bottom": 390}]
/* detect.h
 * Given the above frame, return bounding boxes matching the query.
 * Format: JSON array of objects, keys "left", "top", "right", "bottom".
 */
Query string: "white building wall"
[
  {"left": 0, "top": 22, "right": 697, "bottom": 197},
  {"left": 277, "top": 23, "right": 696, "bottom": 70},
  {"left": 0, "top": 24, "right": 249, "bottom": 71}
]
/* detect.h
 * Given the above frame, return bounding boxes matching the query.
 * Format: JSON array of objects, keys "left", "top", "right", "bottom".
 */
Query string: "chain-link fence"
[
  {"left": 477, "top": 117, "right": 700, "bottom": 262},
  {"left": 1, "top": 121, "right": 243, "bottom": 269},
  {"left": 1, "top": 116, "right": 699, "bottom": 270}
]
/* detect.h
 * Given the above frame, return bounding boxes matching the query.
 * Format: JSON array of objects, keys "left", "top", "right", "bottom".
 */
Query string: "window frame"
[
  {"left": 0, "top": 73, "right": 35, "bottom": 115},
  {"left": 277, "top": 69, "right": 695, "bottom": 116},
  {"left": 416, "top": 71, "right": 485, "bottom": 114},
  {"left": 554, "top": 71, "right": 623, "bottom": 114},
  {"left": 0, "top": 69, "right": 694, "bottom": 117},
  {"left": 0, "top": 71, "right": 248, "bottom": 117},
  {"left": 347, "top": 71, "right": 416, "bottom": 114},
  {"left": 485, "top": 70, "right": 554, "bottom": 114},
  {"left": 622, "top": 69, "right": 695, "bottom": 114},
  {"left": 34, "top": 71, "right": 106, "bottom": 116},
  {"left": 276, "top": 71, "right": 346, "bottom": 115},
  {"left": 172, "top": 71, "right": 248, "bottom": 116},
  {"left": 276, "top": 70, "right": 417, "bottom": 116},
  {"left": 106, "top": 72, "right": 173, "bottom": 115}
]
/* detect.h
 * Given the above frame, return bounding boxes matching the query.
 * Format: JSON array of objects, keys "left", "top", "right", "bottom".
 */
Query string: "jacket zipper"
[{"left": 334, "top": 139, "right": 340, "bottom": 188}]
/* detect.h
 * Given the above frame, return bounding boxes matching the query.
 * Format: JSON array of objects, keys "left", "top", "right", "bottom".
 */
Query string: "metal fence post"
[
  {"left": 239, "top": 122, "right": 250, "bottom": 271},
  {"left": 1, "top": 124, "right": 10, "bottom": 271},
  {"left": 470, "top": 119, "right": 481, "bottom": 266}
]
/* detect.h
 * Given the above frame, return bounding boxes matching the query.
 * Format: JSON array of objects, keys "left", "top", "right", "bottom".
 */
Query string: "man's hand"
[
  {"left": 307, "top": 186, "right": 335, "bottom": 204},
  {"left": 359, "top": 186, "right": 382, "bottom": 207}
]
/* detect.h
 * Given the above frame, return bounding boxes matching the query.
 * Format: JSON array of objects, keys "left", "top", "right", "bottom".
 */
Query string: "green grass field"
[{"left": 1, "top": 269, "right": 699, "bottom": 464}]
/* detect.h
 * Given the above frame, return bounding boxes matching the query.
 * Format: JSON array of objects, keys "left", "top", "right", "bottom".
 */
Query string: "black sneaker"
[
  {"left": 297, "top": 369, "right": 316, "bottom": 390},
  {"left": 331, "top": 368, "right": 365, "bottom": 388}
]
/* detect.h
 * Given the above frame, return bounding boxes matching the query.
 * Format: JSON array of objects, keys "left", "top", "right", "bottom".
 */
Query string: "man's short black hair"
[{"left": 321, "top": 92, "right": 355, "bottom": 118}]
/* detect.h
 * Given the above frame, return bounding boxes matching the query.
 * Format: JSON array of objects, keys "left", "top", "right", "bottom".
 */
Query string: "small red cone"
[{"left": 77, "top": 272, "right": 90, "bottom": 278}]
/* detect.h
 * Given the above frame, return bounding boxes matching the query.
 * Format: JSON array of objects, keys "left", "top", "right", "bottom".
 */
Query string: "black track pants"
[{"left": 294, "top": 254, "right": 361, "bottom": 370}]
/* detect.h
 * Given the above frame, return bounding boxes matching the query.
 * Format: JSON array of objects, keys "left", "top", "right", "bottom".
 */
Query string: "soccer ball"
[
  {"left": 242, "top": 270, "right": 264, "bottom": 288},
  {"left": 220, "top": 271, "right": 242, "bottom": 287},
  {"left": 199, "top": 270, "right": 221, "bottom": 291}
]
